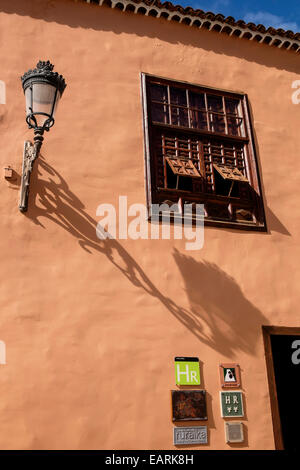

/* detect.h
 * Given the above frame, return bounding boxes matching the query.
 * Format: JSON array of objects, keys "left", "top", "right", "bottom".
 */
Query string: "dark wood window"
[{"left": 141, "top": 74, "right": 266, "bottom": 230}]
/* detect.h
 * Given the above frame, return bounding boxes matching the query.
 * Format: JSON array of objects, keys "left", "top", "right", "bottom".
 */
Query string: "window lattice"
[
  {"left": 202, "top": 138, "right": 248, "bottom": 194},
  {"left": 150, "top": 83, "right": 245, "bottom": 138},
  {"left": 155, "top": 132, "right": 204, "bottom": 193},
  {"left": 154, "top": 132, "right": 249, "bottom": 198}
]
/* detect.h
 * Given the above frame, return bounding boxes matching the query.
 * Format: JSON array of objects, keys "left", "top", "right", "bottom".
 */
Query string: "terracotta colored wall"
[{"left": 0, "top": 0, "right": 299, "bottom": 450}]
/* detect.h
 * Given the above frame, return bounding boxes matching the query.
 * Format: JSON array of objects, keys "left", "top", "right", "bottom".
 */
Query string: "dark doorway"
[{"left": 263, "top": 327, "right": 300, "bottom": 451}]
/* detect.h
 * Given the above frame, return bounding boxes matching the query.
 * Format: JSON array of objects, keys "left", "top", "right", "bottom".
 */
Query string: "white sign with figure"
[{"left": 219, "top": 363, "right": 241, "bottom": 388}]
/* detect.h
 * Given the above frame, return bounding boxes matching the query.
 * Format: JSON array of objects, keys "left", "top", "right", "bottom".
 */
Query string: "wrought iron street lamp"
[{"left": 19, "top": 60, "right": 66, "bottom": 212}]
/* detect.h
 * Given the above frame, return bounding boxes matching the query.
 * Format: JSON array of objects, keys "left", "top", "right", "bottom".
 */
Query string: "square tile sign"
[
  {"left": 173, "top": 426, "right": 207, "bottom": 445},
  {"left": 175, "top": 357, "right": 200, "bottom": 385},
  {"left": 219, "top": 363, "right": 241, "bottom": 388},
  {"left": 220, "top": 391, "right": 244, "bottom": 418},
  {"left": 225, "top": 422, "right": 244, "bottom": 443},
  {"left": 171, "top": 390, "right": 207, "bottom": 421}
]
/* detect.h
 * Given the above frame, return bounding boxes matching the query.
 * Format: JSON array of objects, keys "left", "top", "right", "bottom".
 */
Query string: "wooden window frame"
[
  {"left": 141, "top": 73, "right": 267, "bottom": 231},
  {"left": 262, "top": 326, "right": 300, "bottom": 450}
]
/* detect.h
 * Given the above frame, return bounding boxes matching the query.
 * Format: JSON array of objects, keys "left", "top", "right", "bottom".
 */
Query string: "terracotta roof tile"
[{"left": 82, "top": 0, "right": 300, "bottom": 52}]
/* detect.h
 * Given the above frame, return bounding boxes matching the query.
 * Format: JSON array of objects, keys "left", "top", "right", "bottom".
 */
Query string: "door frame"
[{"left": 262, "top": 326, "right": 300, "bottom": 450}]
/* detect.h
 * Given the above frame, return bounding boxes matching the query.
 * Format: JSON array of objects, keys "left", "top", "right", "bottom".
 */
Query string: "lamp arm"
[{"left": 19, "top": 129, "right": 44, "bottom": 213}]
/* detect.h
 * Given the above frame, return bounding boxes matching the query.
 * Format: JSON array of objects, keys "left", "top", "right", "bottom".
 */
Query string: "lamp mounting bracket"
[{"left": 19, "top": 139, "right": 42, "bottom": 213}]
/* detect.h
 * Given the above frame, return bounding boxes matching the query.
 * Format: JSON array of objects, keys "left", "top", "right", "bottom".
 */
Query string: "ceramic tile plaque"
[
  {"left": 175, "top": 357, "right": 200, "bottom": 385},
  {"left": 220, "top": 391, "right": 244, "bottom": 418},
  {"left": 173, "top": 426, "right": 208, "bottom": 445},
  {"left": 225, "top": 422, "right": 244, "bottom": 443},
  {"left": 171, "top": 390, "right": 207, "bottom": 421},
  {"left": 219, "top": 363, "right": 241, "bottom": 388}
]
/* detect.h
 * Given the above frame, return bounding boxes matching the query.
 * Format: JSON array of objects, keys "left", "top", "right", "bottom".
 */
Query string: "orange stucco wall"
[{"left": 0, "top": 0, "right": 300, "bottom": 450}]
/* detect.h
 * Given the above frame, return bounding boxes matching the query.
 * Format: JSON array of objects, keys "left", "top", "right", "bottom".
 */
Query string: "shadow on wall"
[
  {"left": 26, "top": 157, "right": 268, "bottom": 357},
  {"left": 173, "top": 249, "right": 269, "bottom": 357},
  {"left": 246, "top": 100, "right": 291, "bottom": 237},
  {"left": 0, "top": 0, "right": 299, "bottom": 74}
]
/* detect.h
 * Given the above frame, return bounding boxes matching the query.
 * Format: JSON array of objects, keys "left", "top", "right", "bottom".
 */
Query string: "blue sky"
[{"left": 176, "top": 0, "right": 300, "bottom": 32}]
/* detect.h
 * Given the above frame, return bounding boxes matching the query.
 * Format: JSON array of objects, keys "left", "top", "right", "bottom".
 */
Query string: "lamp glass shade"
[{"left": 25, "top": 82, "right": 61, "bottom": 128}]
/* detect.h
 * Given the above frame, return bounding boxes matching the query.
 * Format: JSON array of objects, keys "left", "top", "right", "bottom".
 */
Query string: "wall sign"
[
  {"left": 175, "top": 357, "right": 200, "bottom": 385},
  {"left": 220, "top": 391, "right": 244, "bottom": 418},
  {"left": 173, "top": 426, "right": 207, "bottom": 445},
  {"left": 171, "top": 390, "right": 207, "bottom": 421},
  {"left": 225, "top": 422, "right": 244, "bottom": 443},
  {"left": 219, "top": 363, "right": 241, "bottom": 388}
]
